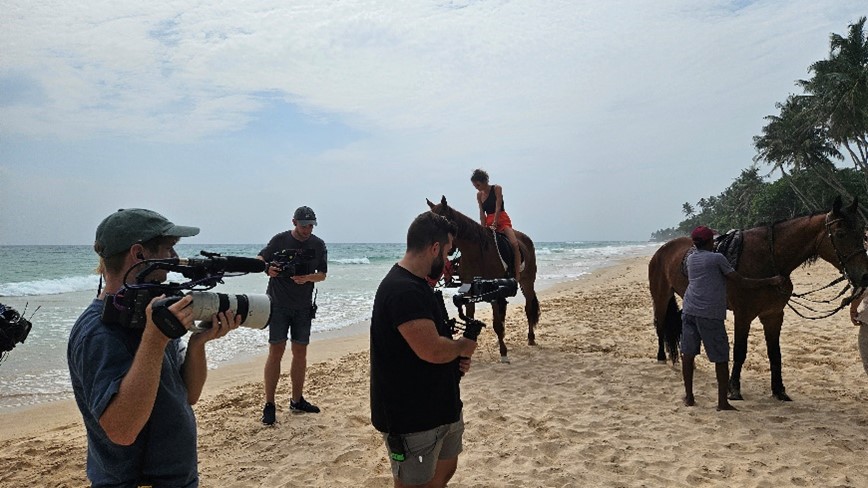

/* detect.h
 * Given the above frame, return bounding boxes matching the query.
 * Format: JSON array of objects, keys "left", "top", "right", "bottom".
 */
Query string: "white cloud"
[{"left": 0, "top": 0, "right": 865, "bottom": 243}]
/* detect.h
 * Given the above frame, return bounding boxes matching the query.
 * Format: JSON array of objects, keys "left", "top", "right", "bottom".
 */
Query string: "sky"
[{"left": 0, "top": 1, "right": 865, "bottom": 245}]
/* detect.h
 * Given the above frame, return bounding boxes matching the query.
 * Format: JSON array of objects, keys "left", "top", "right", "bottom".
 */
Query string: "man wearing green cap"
[
  {"left": 258, "top": 205, "right": 328, "bottom": 424},
  {"left": 68, "top": 208, "right": 241, "bottom": 487}
]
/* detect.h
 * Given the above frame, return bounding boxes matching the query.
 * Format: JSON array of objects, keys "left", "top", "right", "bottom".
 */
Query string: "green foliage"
[
  {"left": 650, "top": 167, "right": 868, "bottom": 241},
  {"left": 651, "top": 18, "right": 868, "bottom": 241}
]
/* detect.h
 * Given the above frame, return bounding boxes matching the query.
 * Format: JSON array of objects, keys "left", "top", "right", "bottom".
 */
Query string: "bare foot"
[
  {"left": 716, "top": 403, "right": 738, "bottom": 411},
  {"left": 683, "top": 395, "right": 695, "bottom": 407}
]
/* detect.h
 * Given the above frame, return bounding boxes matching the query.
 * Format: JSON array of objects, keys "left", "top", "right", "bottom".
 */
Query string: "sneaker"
[
  {"left": 290, "top": 396, "right": 320, "bottom": 414},
  {"left": 261, "top": 402, "right": 276, "bottom": 425}
]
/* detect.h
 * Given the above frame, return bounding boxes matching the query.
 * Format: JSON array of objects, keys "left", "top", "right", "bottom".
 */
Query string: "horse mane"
[
  {"left": 752, "top": 209, "right": 827, "bottom": 230},
  {"left": 439, "top": 203, "right": 494, "bottom": 250},
  {"left": 750, "top": 211, "right": 829, "bottom": 266}
]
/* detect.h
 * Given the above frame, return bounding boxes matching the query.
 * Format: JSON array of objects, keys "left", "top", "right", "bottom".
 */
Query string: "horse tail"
[
  {"left": 525, "top": 294, "right": 540, "bottom": 326},
  {"left": 663, "top": 296, "right": 682, "bottom": 364}
]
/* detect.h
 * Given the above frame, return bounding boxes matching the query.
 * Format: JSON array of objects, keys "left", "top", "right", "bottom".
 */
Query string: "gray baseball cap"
[
  {"left": 293, "top": 206, "right": 317, "bottom": 226},
  {"left": 94, "top": 208, "right": 199, "bottom": 257}
]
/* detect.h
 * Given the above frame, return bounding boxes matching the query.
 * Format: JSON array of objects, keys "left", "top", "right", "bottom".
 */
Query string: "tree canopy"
[{"left": 652, "top": 17, "right": 868, "bottom": 241}]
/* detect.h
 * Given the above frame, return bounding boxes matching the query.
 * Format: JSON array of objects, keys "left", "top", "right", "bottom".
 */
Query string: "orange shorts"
[{"left": 484, "top": 211, "right": 513, "bottom": 232}]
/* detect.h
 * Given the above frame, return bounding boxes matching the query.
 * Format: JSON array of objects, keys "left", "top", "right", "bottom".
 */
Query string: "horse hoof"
[
  {"left": 728, "top": 392, "right": 744, "bottom": 401},
  {"left": 500, "top": 356, "right": 510, "bottom": 364},
  {"left": 773, "top": 392, "right": 793, "bottom": 402},
  {"left": 528, "top": 339, "right": 536, "bottom": 346}
]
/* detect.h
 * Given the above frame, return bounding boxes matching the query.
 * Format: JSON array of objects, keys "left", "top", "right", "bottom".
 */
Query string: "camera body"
[
  {"left": 444, "top": 277, "right": 518, "bottom": 342},
  {"left": 453, "top": 277, "right": 518, "bottom": 307},
  {"left": 102, "top": 286, "right": 176, "bottom": 331},
  {"left": 101, "top": 252, "right": 271, "bottom": 339},
  {"left": 0, "top": 303, "right": 33, "bottom": 359},
  {"left": 102, "top": 288, "right": 271, "bottom": 339},
  {"left": 271, "top": 248, "right": 317, "bottom": 277}
]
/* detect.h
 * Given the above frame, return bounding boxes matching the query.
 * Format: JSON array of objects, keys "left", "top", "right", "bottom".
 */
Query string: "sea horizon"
[{"left": 0, "top": 241, "right": 658, "bottom": 410}]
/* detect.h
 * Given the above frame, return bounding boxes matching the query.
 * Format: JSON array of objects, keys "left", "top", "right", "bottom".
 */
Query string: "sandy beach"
[{"left": 3, "top": 255, "right": 868, "bottom": 487}]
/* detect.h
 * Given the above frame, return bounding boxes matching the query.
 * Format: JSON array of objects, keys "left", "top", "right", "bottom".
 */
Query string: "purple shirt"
[{"left": 682, "top": 249, "right": 734, "bottom": 320}]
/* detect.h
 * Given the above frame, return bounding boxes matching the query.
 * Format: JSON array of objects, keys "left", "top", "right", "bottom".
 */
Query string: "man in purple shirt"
[{"left": 681, "top": 226, "right": 783, "bottom": 411}]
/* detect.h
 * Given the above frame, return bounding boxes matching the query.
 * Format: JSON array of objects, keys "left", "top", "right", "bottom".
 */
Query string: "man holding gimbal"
[
  {"left": 370, "top": 212, "right": 477, "bottom": 488},
  {"left": 67, "top": 208, "right": 240, "bottom": 487},
  {"left": 258, "top": 205, "right": 328, "bottom": 424}
]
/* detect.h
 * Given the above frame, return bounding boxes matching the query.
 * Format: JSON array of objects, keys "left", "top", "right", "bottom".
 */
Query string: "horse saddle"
[
  {"left": 680, "top": 229, "right": 744, "bottom": 276},
  {"left": 494, "top": 231, "right": 525, "bottom": 276}
]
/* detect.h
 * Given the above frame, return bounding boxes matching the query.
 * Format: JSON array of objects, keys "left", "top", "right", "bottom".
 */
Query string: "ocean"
[{"left": 0, "top": 241, "right": 657, "bottom": 410}]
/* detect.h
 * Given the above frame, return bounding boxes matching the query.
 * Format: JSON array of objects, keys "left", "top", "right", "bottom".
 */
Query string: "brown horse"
[
  {"left": 649, "top": 197, "right": 868, "bottom": 401},
  {"left": 427, "top": 196, "right": 540, "bottom": 362}
]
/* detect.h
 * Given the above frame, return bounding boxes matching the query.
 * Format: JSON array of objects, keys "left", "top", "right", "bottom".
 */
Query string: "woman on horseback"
[{"left": 470, "top": 168, "right": 521, "bottom": 281}]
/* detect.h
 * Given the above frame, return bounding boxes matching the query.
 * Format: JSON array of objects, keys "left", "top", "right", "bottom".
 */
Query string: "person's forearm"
[
  {"left": 308, "top": 272, "right": 326, "bottom": 283},
  {"left": 182, "top": 337, "right": 208, "bottom": 404},
  {"left": 421, "top": 337, "right": 475, "bottom": 364},
  {"left": 99, "top": 330, "right": 168, "bottom": 445},
  {"left": 294, "top": 272, "right": 326, "bottom": 284}
]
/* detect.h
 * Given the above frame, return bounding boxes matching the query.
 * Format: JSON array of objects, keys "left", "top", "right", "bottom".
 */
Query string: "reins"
[
  {"left": 490, "top": 229, "right": 508, "bottom": 272},
  {"left": 782, "top": 214, "right": 865, "bottom": 320}
]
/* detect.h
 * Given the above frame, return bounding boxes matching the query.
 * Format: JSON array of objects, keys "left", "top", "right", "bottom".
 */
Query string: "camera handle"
[
  {"left": 151, "top": 296, "right": 189, "bottom": 339},
  {"left": 454, "top": 304, "right": 487, "bottom": 378}
]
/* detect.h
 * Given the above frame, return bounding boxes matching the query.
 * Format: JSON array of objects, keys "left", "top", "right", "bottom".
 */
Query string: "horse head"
[
  {"left": 426, "top": 195, "right": 456, "bottom": 221},
  {"left": 827, "top": 196, "right": 868, "bottom": 288}
]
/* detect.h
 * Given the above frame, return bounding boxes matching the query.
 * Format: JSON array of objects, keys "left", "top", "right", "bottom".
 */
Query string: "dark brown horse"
[
  {"left": 427, "top": 196, "right": 540, "bottom": 362},
  {"left": 649, "top": 197, "right": 868, "bottom": 401}
]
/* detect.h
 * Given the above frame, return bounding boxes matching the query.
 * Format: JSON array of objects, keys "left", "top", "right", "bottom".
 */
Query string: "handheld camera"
[
  {"left": 101, "top": 251, "right": 271, "bottom": 339},
  {"left": 271, "top": 248, "right": 317, "bottom": 277},
  {"left": 0, "top": 303, "right": 35, "bottom": 363},
  {"left": 438, "top": 277, "right": 518, "bottom": 341}
]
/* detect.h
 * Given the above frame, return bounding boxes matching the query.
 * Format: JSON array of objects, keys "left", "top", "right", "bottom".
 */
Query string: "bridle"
[
  {"left": 825, "top": 214, "right": 867, "bottom": 289},
  {"left": 784, "top": 212, "right": 866, "bottom": 319}
]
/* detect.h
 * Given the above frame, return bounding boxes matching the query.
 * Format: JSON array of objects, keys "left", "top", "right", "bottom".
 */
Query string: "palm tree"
[
  {"left": 799, "top": 17, "right": 868, "bottom": 189},
  {"left": 753, "top": 94, "right": 841, "bottom": 210}
]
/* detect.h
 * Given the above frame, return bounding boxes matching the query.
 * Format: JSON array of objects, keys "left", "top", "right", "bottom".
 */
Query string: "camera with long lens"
[
  {"left": 101, "top": 251, "right": 272, "bottom": 339},
  {"left": 271, "top": 248, "right": 317, "bottom": 277}
]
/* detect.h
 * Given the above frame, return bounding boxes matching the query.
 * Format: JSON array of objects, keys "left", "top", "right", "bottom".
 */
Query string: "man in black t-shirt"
[
  {"left": 370, "top": 212, "right": 478, "bottom": 487},
  {"left": 257, "top": 206, "right": 328, "bottom": 424}
]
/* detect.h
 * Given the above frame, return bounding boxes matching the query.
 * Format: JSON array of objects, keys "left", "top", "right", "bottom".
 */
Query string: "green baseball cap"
[{"left": 94, "top": 208, "right": 199, "bottom": 258}]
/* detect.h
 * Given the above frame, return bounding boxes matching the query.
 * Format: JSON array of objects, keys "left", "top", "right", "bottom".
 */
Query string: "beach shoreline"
[{"left": 5, "top": 254, "right": 868, "bottom": 487}]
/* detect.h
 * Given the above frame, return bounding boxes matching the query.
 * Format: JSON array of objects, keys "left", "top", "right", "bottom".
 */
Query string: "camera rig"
[
  {"left": 437, "top": 277, "right": 518, "bottom": 341},
  {"left": 101, "top": 251, "right": 269, "bottom": 339},
  {"left": 0, "top": 303, "right": 35, "bottom": 363},
  {"left": 270, "top": 248, "right": 317, "bottom": 277}
]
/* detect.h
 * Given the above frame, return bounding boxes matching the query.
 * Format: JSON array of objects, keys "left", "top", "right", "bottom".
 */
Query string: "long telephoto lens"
[{"left": 187, "top": 292, "right": 271, "bottom": 330}]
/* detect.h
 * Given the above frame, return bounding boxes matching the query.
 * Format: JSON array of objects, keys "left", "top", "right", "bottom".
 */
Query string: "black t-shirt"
[
  {"left": 259, "top": 231, "right": 328, "bottom": 309},
  {"left": 370, "top": 264, "right": 462, "bottom": 434}
]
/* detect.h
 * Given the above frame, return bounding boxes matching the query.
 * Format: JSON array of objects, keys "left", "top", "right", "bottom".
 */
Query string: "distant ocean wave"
[
  {"left": 330, "top": 257, "right": 371, "bottom": 265},
  {"left": 0, "top": 275, "right": 99, "bottom": 297}
]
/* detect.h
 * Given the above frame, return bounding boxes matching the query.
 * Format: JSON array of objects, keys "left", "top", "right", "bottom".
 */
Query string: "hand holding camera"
[
  {"left": 102, "top": 251, "right": 272, "bottom": 339},
  {"left": 270, "top": 248, "right": 317, "bottom": 278}
]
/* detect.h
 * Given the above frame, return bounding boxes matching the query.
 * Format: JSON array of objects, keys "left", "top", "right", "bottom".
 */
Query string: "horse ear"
[
  {"left": 440, "top": 195, "right": 447, "bottom": 206},
  {"left": 426, "top": 198, "right": 435, "bottom": 209},
  {"left": 833, "top": 195, "right": 843, "bottom": 214},
  {"left": 847, "top": 196, "right": 859, "bottom": 214}
]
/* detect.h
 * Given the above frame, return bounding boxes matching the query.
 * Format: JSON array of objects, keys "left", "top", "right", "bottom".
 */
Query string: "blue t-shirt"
[
  {"left": 67, "top": 299, "right": 199, "bottom": 487},
  {"left": 682, "top": 250, "right": 734, "bottom": 320}
]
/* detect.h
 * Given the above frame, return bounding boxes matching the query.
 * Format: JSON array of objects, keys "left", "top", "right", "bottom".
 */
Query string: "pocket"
[{"left": 402, "top": 429, "right": 439, "bottom": 459}]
